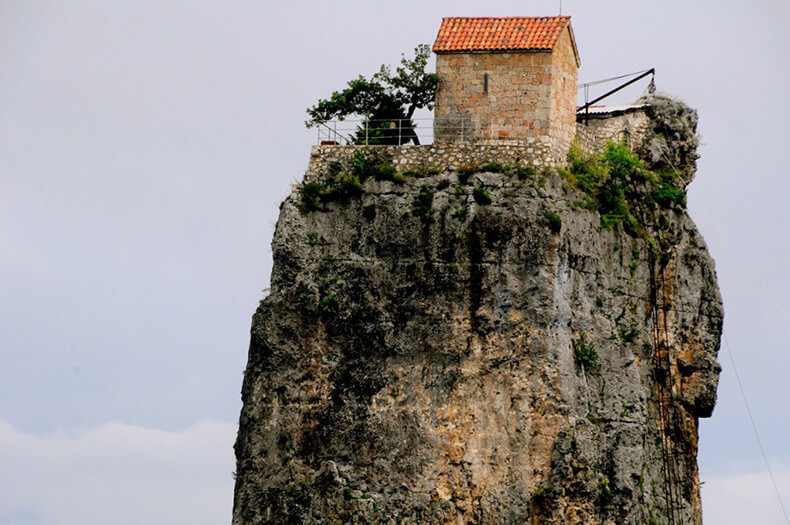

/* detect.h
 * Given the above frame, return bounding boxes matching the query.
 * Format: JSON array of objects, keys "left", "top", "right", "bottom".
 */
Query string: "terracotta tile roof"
[{"left": 433, "top": 16, "right": 572, "bottom": 54}]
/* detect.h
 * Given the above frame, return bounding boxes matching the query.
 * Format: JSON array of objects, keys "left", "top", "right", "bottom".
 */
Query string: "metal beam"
[{"left": 577, "top": 68, "right": 655, "bottom": 113}]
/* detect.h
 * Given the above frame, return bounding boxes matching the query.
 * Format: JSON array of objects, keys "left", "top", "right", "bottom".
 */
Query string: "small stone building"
[
  {"left": 432, "top": 16, "right": 580, "bottom": 161},
  {"left": 576, "top": 104, "right": 651, "bottom": 154}
]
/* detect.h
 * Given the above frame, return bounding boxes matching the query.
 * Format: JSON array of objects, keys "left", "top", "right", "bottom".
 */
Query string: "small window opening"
[{"left": 483, "top": 73, "right": 489, "bottom": 94}]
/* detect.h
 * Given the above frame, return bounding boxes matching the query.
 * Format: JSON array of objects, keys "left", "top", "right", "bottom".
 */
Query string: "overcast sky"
[{"left": 1, "top": 1, "right": 788, "bottom": 523}]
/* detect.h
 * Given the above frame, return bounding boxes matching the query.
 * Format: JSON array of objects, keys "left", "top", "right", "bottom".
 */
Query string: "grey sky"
[{"left": 1, "top": 1, "right": 788, "bottom": 523}]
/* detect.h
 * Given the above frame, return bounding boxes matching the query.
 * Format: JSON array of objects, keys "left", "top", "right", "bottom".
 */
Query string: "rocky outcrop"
[{"left": 233, "top": 102, "right": 722, "bottom": 524}]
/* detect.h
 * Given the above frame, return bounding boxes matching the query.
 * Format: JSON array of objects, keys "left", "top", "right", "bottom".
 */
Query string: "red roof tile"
[{"left": 433, "top": 16, "right": 572, "bottom": 54}]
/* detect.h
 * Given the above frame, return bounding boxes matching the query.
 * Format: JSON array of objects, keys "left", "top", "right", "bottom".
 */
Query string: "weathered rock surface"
[{"left": 233, "top": 119, "right": 722, "bottom": 524}]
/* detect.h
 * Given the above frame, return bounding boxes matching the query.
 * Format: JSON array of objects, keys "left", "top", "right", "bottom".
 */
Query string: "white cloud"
[
  {"left": 0, "top": 418, "right": 235, "bottom": 525},
  {"left": 702, "top": 468, "right": 790, "bottom": 525}
]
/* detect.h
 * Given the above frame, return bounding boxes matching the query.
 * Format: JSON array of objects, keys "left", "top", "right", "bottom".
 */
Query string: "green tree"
[{"left": 305, "top": 45, "right": 438, "bottom": 145}]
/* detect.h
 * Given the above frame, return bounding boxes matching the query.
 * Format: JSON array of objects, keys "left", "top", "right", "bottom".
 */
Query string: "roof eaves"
[{"left": 565, "top": 20, "right": 581, "bottom": 67}]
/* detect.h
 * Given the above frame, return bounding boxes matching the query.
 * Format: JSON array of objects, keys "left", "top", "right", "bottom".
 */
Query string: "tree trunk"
[{"left": 404, "top": 104, "right": 419, "bottom": 145}]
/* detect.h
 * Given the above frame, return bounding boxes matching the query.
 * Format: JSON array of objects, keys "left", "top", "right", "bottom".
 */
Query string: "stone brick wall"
[
  {"left": 305, "top": 141, "right": 556, "bottom": 182},
  {"left": 575, "top": 108, "right": 651, "bottom": 154},
  {"left": 550, "top": 28, "right": 580, "bottom": 160},
  {"left": 434, "top": 51, "right": 553, "bottom": 144}
]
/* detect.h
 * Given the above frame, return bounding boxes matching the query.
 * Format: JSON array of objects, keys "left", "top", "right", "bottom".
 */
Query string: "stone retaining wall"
[
  {"left": 575, "top": 108, "right": 651, "bottom": 155},
  {"left": 306, "top": 140, "right": 556, "bottom": 181},
  {"left": 305, "top": 108, "right": 653, "bottom": 181}
]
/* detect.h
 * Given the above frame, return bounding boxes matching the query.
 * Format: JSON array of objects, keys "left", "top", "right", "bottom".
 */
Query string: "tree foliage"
[{"left": 305, "top": 45, "right": 438, "bottom": 145}]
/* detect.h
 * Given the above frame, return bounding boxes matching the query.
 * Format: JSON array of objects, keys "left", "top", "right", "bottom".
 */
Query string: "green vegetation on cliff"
[{"left": 561, "top": 140, "right": 686, "bottom": 240}]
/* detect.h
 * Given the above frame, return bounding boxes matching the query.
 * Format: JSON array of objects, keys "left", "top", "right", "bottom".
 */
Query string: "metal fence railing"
[
  {"left": 316, "top": 118, "right": 433, "bottom": 146},
  {"left": 315, "top": 116, "right": 540, "bottom": 146}
]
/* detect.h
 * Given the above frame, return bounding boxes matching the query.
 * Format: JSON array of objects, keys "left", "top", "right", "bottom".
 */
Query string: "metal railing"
[
  {"left": 316, "top": 118, "right": 433, "bottom": 146},
  {"left": 315, "top": 116, "right": 540, "bottom": 146}
]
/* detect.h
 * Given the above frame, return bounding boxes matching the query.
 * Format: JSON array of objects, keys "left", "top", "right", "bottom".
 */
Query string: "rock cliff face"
[{"left": 233, "top": 102, "right": 722, "bottom": 524}]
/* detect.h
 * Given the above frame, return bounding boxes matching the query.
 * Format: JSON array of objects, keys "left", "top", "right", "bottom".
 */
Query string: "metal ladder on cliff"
[{"left": 650, "top": 263, "right": 689, "bottom": 525}]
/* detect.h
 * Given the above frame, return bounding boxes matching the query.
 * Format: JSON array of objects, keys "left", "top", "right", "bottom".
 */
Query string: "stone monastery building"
[
  {"left": 432, "top": 16, "right": 580, "bottom": 158},
  {"left": 309, "top": 15, "right": 653, "bottom": 175}
]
